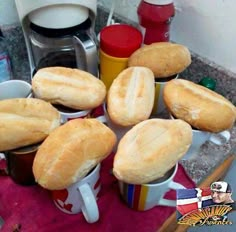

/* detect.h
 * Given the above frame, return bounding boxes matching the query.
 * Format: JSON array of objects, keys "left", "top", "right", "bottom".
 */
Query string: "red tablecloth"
[{"left": 0, "top": 153, "right": 195, "bottom": 232}]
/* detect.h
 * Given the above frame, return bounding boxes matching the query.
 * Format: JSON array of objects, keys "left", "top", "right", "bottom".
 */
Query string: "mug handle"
[
  {"left": 0, "top": 153, "right": 8, "bottom": 176},
  {"left": 209, "top": 130, "right": 230, "bottom": 145},
  {"left": 77, "top": 183, "right": 99, "bottom": 223},
  {"left": 73, "top": 32, "right": 98, "bottom": 77},
  {"left": 158, "top": 181, "right": 186, "bottom": 207}
]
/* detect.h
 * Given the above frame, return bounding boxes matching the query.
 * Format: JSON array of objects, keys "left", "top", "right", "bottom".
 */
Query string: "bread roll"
[
  {"left": 128, "top": 42, "right": 191, "bottom": 78},
  {"left": 107, "top": 67, "right": 155, "bottom": 126},
  {"left": 113, "top": 119, "right": 192, "bottom": 184},
  {"left": 0, "top": 98, "right": 60, "bottom": 151},
  {"left": 33, "top": 119, "right": 117, "bottom": 190},
  {"left": 163, "top": 79, "right": 236, "bottom": 132},
  {"left": 32, "top": 67, "right": 106, "bottom": 110}
]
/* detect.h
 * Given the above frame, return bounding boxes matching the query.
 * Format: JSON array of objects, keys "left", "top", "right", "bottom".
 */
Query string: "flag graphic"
[{"left": 176, "top": 187, "right": 214, "bottom": 219}]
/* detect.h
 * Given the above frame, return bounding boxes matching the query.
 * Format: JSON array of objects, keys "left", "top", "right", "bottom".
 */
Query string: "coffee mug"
[
  {"left": 54, "top": 104, "right": 91, "bottom": 124},
  {"left": 51, "top": 164, "right": 101, "bottom": 223},
  {"left": 0, "top": 143, "right": 39, "bottom": 185},
  {"left": 54, "top": 104, "right": 106, "bottom": 124},
  {"left": 183, "top": 129, "right": 230, "bottom": 160},
  {"left": 152, "top": 74, "right": 178, "bottom": 116},
  {"left": 103, "top": 104, "right": 132, "bottom": 150},
  {"left": 0, "top": 79, "right": 32, "bottom": 100},
  {"left": 118, "top": 163, "right": 185, "bottom": 211},
  {"left": 169, "top": 114, "right": 231, "bottom": 160}
]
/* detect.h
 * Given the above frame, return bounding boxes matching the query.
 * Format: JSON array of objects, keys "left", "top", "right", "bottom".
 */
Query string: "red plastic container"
[
  {"left": 137, "top": 0, "right": 175, "bottom": 44},
  {"left": 100, "top": 24, "right": 143, "bottom": 58}
]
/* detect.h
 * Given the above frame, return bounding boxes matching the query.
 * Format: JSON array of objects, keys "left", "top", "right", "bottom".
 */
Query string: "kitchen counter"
[
  {"left": 180, "top": 126, "right": 236, "bottom": 184},
  {"left": 1, "top": 6, "right": 236, "bottom": 197}
]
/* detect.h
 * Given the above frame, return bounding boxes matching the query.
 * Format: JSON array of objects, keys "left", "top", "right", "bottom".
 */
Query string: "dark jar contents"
[{"left": 53, "top": 104, "right": 81, "bottom": 113}]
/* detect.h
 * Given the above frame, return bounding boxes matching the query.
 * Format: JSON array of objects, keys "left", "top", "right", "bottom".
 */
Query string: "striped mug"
[{"left": 118, "top": 163, "right": 185, "bottom": 211}]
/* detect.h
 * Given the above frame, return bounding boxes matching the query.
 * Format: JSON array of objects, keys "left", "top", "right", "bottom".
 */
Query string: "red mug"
[{"left": 0, "top": 143, "right": 40, "bottom": 185}]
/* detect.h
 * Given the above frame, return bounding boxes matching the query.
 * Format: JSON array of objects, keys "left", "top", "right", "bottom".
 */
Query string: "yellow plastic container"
[
  {"left": 99, "top": 24, "right": 143, "bottom": 90},
  {"left": 99, "top": 49, "right": 128, "bottom": 90}
]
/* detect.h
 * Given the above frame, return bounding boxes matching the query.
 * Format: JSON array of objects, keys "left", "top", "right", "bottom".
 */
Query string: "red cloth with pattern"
[{"left": 0, "top": 153, "right": 195, "bottom": 232}]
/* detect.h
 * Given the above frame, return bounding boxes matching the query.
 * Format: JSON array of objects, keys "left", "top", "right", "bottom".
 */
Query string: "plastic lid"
[
  {"left": 100, "top": 24, "right": 143, "bottom": 58},
  {"left": 198, "top": 77, "right": 216, "bottom": 91},
  {"left": 144, "top": 0, "right": 173, "bottom": 5}
]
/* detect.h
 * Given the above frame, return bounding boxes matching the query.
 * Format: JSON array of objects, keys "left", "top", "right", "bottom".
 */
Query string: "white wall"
[
  {"left": 1, "top": 0, "right": 236, "bottom": 74},
  {"left": 171, "top": 0, "right": 236, "bottom": 74},
  {"left": 0, "top": 0, "right": 19, "bottom": 25}
]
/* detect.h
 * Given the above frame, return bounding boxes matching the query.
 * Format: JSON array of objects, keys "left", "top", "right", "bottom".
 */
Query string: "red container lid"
[{"left": 100, "top": 24, "right": 143, "bottom": 58}]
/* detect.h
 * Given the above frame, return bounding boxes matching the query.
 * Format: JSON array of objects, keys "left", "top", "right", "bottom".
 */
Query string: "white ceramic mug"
[
  {"left": 118, "top": 163, "right": 185, "bottom": 211},
  {"left": 103, "top": 104, "right": 132, "bottom": 150},
  {"left": 152, "top": 74, "right": 178, "bottom": 116},
  {"left": 0, "top": 79, "right": 32, "bottom": 99},
  {"left": 183, "top": 129, "right": 230, "bottom": 160},
  {"left": 58, "top": 107, "right": 91, "bottom": 124},
  {"left": 55, "top": 104, "right": 106, "bottom": 125},
  {"left": 51, "top": 164, "right": 101, "bottom": 223},
  {"left": 169, "top": 114, "right": 231, "bottom": 160}
]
